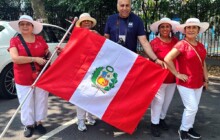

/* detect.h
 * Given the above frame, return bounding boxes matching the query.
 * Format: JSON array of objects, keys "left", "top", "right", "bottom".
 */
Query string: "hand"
[
  {"left": 34, "top": 57, "right": 47, "bottom": 66},
  {"left": 155, "top": 59, "right": 167, "bottom": 69},
  {"left": 203, "top": 81, "right": 209, "bottom": 90},
  {"left": 56, "top": 47, "right": 63, "bottom": 55},
  {"left": 176, "top": 73, "right": 188, "bottom": 82}
]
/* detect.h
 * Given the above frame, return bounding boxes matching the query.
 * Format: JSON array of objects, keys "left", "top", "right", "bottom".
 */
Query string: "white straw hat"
[
  {"left": 150, "top": 17, "right": 180, "bottom": 33},
  {"left": 177, "top": 18, "right": 209, "bottom": 34},
  {"left": 75, "top": 13, "right": 97, "bottom": 27},
  {"left": 9, "top": 15, "right": 43, "bottom": 34}
]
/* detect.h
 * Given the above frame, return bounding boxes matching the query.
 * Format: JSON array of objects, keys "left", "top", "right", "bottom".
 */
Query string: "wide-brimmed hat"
[
  {"left": 9, "top": 15, "right": 43, "bottom": 34},
  {"left": 75, "top": 13, "right": 97, "bottom": 27},
  {"left": 150, "top": 17, "right": 180, "bottom": 33},
  {"left": 177, "top": 18, "right": 209, "bottom": 34}
]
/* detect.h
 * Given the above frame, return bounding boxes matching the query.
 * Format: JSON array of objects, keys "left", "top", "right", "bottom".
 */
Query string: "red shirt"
[
  {"left": 175, "top": 40, "right": 206, "bottom": 88},
  {"left": 150, "top": 37, "right": 178, "bottom": 83},
  {"left": 9, "top": 35, "right": 48, "bottom": 85}
]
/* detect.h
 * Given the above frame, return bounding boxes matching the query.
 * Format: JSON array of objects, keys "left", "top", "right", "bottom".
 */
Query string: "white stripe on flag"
[{"left": 69, "top": 39, "right": 138, "bottom": 118}]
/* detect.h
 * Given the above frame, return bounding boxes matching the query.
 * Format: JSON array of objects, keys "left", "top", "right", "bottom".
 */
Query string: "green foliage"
[
  {"left": 43, "top": 0, "right": 117, "bottom": 33},
  {"left": 131, "top": 0, "right": 218, "bottom": 29},
  {"left": 0, "top": 0, "right": 21, "bottom": 20},
  {"left": 57, "top": 0, "right": 117, "bottom": 14}
]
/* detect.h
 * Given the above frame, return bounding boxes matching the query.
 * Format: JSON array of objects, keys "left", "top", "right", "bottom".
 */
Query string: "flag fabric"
[{"left": 36, "top": 27, "right": 169, "bottom": 134}]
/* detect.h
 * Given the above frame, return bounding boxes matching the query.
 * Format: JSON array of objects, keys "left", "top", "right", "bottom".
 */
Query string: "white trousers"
[
  {"left": 151, "top": 83, "right": 176, "bottom": 124},
  {"left": 177, "top": 85, "right": 203, "bottom": 131},
  {"left": 76, "top": 106, "right": 93, "bottom": 120},
  {"left": 16, "top": 84, "right": 49, "bottom": 126}
]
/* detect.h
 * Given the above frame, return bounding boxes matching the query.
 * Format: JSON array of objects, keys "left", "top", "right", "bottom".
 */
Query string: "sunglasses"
[{"left": 19, "top": 22, "right": 33, "bottom": 27}]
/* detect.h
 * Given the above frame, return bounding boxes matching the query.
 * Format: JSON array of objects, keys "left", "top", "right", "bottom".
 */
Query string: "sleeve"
[
  {"left": 8, "top": 37, "right": 18, "bottom": 51},
  {"left": 104, "top": 17, "right": 110, "bottom": 34},
  {"left": 136, "top": 16, "right": 146, "bottom": 36},
  {"left": 174, "top": 41, "right": 185, "bottom": 53}
]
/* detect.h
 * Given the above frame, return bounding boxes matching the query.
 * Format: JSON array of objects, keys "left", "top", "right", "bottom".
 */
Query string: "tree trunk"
[{"left": 30, "top": 0, "right": 48, "bottom": 23}]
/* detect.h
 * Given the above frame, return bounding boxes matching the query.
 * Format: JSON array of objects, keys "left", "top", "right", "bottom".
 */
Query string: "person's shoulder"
[
  {"left": 35, "top": 35, "right": 44, "bottom": 39},
  {"left": 174, "top": 40, "right": 183, "bottom": 47},
  {"left": 150, "top": 37, "right": 160, "bottom": 45},
  {"left": 197, "top": 41, "right": 205, "bottom": 47},
  {"left": 10, "top": 36, "right": 19, "bottom": 42},
  {"left": 130, "top": 12, "right": 141, "bottom": 19},
  {"left": 172, "top": 37, "right": 179, "bottom": 42},
  {"left": 35, "top": 35, "right": 46, "bottom": 42},
  {"left": 177, "top": 40, "right": 185, "bottom": 45},
  {"left": 108, "top": 13, "right": 118, "bottom": 19},
  {"left": 11, "top": 36, "right": 19, "bottom": 40}
]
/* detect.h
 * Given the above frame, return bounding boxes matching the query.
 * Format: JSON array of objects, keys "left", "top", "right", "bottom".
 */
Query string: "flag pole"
[
  {"left": 32, "top": 16, "right": 78, "bottom": 85},
  {"left": 0, "top": 17, "right": 78, "bottom": 139}
]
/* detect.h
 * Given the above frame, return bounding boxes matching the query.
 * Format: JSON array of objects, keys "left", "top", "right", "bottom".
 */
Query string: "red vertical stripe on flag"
[
  {"left": 102, "top": 56, "right": 169, "bottom": 134},
  {"left": 36, "top": 28, "right": 105, "bottom": 100}
]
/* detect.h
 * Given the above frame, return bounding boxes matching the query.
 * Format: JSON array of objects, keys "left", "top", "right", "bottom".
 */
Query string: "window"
[
  {"left": 39, "top": 26, "right": 70, "bottom": 43},
  {"left": 50, "top": 27, "right": 70, "bottom": 43},
  {"left": 0, "top": 25, "right": 5, "bottom": 32}
]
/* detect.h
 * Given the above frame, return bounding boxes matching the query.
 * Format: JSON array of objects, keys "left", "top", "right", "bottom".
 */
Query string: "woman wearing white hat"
[
  {"left": 75, "top": 13, "right": 97, "bottom": 131},
  {"left": 164, "top": 18, "right": 209, "bottom": 140},
  {"left": 149, "top": 17, "right": 180, "bottom": 137},
  {"left": 8, "top": 15, "right": 50, "bottom": 137}
]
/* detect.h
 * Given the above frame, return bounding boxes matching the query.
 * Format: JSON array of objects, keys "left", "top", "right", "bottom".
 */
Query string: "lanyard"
[{"left": 116, "top": 14, "right": 130, "bottom": 42}]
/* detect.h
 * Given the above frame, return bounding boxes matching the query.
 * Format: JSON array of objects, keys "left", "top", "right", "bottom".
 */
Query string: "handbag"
[{"left": 18, "top": 34, "right": 42, "bottom": 80}]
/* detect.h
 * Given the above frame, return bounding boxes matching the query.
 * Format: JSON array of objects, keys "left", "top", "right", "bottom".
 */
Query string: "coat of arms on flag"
[{"left": 91, "top": 66, "right": 118, "bottom": 93}]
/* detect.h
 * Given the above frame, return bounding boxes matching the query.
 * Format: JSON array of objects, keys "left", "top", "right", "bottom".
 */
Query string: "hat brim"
[
  {"left": 75, "top": 17, "right": 97, "bottom": 27},
  {"left": 177, "top": 22, "right": 209, "bottom": 34},
  {"left": 9, "top": 19, "right": 43, "bottom": 34},
  {"left": 150, "top": 20, "right": 180, "bottom": 33}
]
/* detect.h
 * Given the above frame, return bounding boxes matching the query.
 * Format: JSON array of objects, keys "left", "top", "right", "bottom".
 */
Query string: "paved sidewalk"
[{"left": 1, "top": 79, "right": 219, "bottom": 140}]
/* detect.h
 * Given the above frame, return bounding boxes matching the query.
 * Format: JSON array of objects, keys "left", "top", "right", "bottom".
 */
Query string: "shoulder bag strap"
[
  {"left": 18, "top": 34, "right": 36, "bottom": 71},
  {"left": 182, "top": 40, "right": 203, "bottom": 68}
]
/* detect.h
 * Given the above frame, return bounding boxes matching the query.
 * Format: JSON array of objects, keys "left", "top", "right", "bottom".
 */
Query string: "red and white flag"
[{"left": 36, "top": 27, "right": 168, "bottom": 134}]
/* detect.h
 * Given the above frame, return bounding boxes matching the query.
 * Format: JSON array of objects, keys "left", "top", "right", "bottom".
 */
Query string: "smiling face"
[
  {"left": 184, "top": 25, "right": 200, "bottom": 39},
  {"left": 18, "top": 21, "right": 34, "bottom": 34},
  {"left": 117, "top": 0, "right": 131, "bottom": 18},
  {"left": 158, "top": 23, "right": 172, "bottom": 38},
  {"left": 80, "top": 20, "right": 93, "bottom": 29}
]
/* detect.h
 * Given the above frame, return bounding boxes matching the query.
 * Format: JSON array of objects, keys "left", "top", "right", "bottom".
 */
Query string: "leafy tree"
[
  {"left": 0, "top": 0, "right": 20, "bottom": 20},
  {"left": 30, "top": 0, "right": 48, "bottom": 22},
  {"left": 52, "top": 0, "right": 117, "bottom": 33}
]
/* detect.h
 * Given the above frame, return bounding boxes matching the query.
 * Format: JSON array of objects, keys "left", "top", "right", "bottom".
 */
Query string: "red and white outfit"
[
  {"left": 175, "top": 40, "right": 206, "bottom": 131},
  {"left": 9, "top": 35, "right": 49, "bottom": 126},
  {"left": 150, "top": 37, "right": 178, "bottom": 124}
]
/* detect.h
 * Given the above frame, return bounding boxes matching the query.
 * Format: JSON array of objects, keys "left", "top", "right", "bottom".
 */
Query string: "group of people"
[{"left": 8, "top": 0, "right": 209, "bottom": 139}]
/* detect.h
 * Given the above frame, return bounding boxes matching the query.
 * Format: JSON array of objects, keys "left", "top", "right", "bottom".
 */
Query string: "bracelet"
[{"left": 31, "top": 57, "right": 34, "bottom": 63}]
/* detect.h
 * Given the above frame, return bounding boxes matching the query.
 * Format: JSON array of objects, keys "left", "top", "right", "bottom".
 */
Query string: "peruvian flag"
[{"left": 36, "top": 27, "right": 168, "bottom": 134}]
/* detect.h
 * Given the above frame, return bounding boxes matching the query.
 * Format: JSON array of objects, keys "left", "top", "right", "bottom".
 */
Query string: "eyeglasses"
[{"left": 19, "top": 22, "right": 33, "bottom": 27}]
